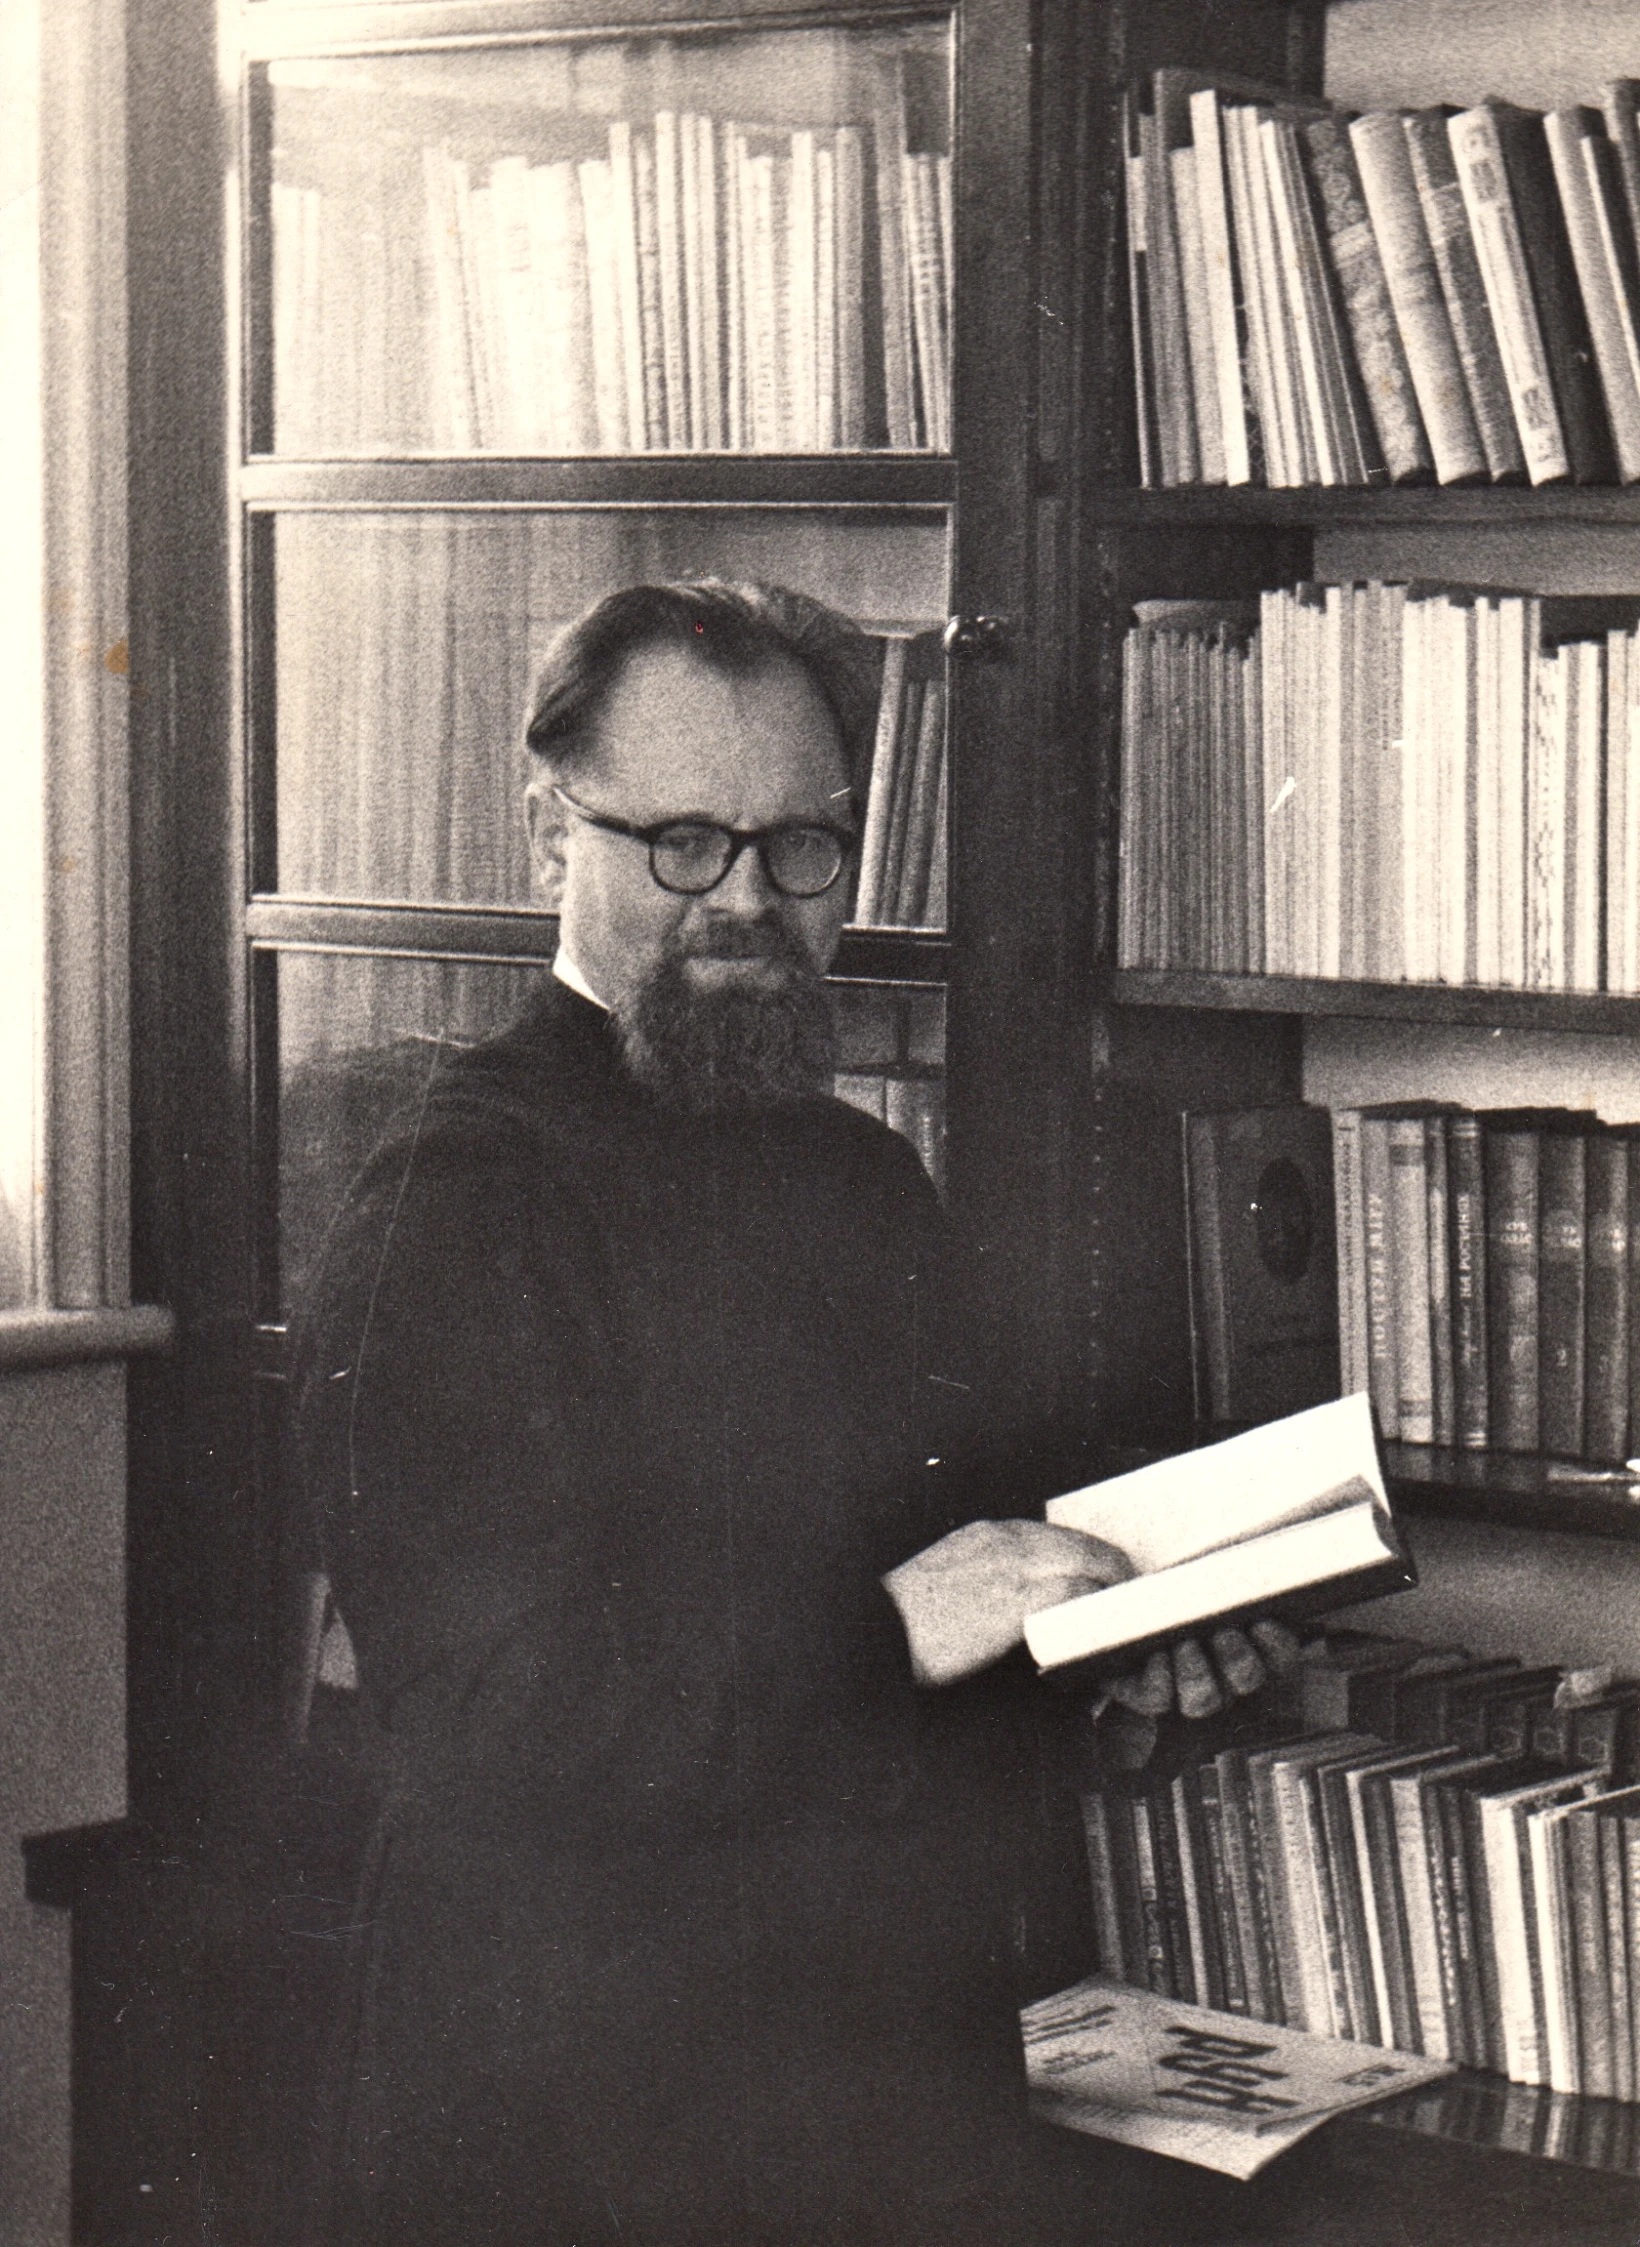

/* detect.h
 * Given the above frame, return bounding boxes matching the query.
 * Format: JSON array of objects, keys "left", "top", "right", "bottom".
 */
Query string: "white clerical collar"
[{"left": 553, "top": 947, "right": 608, "bottom": 1012}]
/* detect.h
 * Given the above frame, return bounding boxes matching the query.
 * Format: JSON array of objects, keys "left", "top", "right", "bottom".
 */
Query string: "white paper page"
[{"left": 1044, "top": 1391, "right": 1383, "bottom": 1574}]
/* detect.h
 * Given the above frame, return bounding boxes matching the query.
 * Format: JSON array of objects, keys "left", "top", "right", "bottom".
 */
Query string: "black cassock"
[{"left": 291, "top": 981, "right": 1051, "bottom": 2246}]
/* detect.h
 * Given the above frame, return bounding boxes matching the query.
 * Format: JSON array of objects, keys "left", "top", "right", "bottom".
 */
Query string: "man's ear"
[{"left": 524, "top": 774, "right": 567, "bottom": 911}]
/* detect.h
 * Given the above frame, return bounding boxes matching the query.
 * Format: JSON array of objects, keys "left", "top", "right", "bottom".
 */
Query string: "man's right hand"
[{"left": 883, "top": 1519, "right": 1134, "bottom": 1687}]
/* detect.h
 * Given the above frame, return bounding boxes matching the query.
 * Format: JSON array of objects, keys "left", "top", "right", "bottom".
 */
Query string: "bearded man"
[{"left": 293, "top": 580, "right": 1281, "bottom": 2247}]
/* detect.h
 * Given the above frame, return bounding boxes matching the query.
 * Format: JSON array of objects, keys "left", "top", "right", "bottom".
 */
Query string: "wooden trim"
[
  {"left": 237, "top": 0, "right": 950, "bottom": 63},
  {"left": 1086, "top": 484, "right": 1640, "bottom": 529},
  {"left": 1106, "top": 968, "right": 1640, "bottom": 1040},
  {"left": 239, "top": 457, "right": 954, "bottom": 507},
  {"left": 1388, "top": 1442, "right": 1640, "bottom": 1544},
  {"left": 244, "top": 897, "right": 950, "bottom": 981},
  {"left": 40, "top": 0, "right": 132, "bottom": 1308},
  {"left": 0, "top": 1305, "right": 175, "bottom": 1374}
]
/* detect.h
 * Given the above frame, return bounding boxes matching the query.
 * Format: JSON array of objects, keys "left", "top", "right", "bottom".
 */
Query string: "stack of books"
[
  {"left": 1126, "top": 70, "right": 1640, "bottom": 487},
  {"left": 1080, "top": 1629, "right": 1640, "bottom": 2106},
  {"left": 1118, "top": 586, "right": 1640, "bottom": 990},
  {"left": 1332, "top": 1104, "right": 1640, "bottom": 1463},
  {"left": 273, "top": 94, "right": 950, "bottom": 454}
]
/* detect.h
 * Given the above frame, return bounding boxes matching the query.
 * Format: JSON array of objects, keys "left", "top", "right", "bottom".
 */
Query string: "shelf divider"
[{"left": 1105, "top": 966, "right": 1640, "bottom": 1038}]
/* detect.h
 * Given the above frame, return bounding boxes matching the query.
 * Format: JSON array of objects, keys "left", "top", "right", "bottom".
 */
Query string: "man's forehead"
[{"left": 580, "top": 640, "right": 849, "bottom": 801}]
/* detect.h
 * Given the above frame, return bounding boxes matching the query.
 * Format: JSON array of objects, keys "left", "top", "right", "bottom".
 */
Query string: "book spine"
[
  {"left": 814, "top": 141, "right": 838, "bottom": 451},
  {"left": 1129, "top": 1791, "right": 1175, "bottom": 1994},
  {"left": 1447, "top": 106, "right": 1572, "bottom": 484},
  {"left": 1220, "top": 1747, "right": 1283, "bottom": 2022},
  {"left": 1392, "top": 1769, "right": 1453, "bottom": 2058},
  {"left": 1538, "top": 1126, "right": 1588, "bottom": 1460},
  {"left": 789, "top": 129, "right": 819, "bottom": 451},
  {"left": 1629, "top": 1134, "right": 1640, "bottom": 1460},
  {"left": 1565, "top": 1807, "right": 1615, "bottom": 2095},
  {"left": 1623, "top": 1811, "right": 1640, "bottom": 2099},
  {"left": 1449, "top": 1112, "right": 1491, "bottom": 1448},
  {"left": 1184, "top": 1112, "right": 1232, "bottom": 1423},
  {"left": 606, "top": 123, "right": 651, "bottom": 451},
  {"left": 1439, "top": 1781, "right": 1490, "bottom": 2068},
  {"left": 1172, "top": 1770, "right": 1223, "bottom": 2011},
  {"left": 1545, "top": 110, "right": 1640, "bottom": 482},
  {"left": 1528, "top": 1804, "right": 1583, "bottom": 2093},
  {"left": 1388, "top": 1115, "right": 1436, "bottom": 1444},
  {"left": 1170, "top": 145, "right": 1228, "bottom": 483},
  {"left": 1362, "top": 1115, "right": 1400, "bottom": 1437},
  {"left": 1080, "top": 1791, "right": 1128, "bottom": 1979},
  {"left": 1423, "top": 1778, "right": 1473, "bottom": 2064},
  {"left": 631, "top": 131, "right": 667, "bottom": 452},
  {"left": 1268, "top": 1759, "right": 1337, "bottom": 2035},
  {"left": 1189, "top": 88, "right": 1254, "bottom": 486},
  {"left": 1350, "top": 111, "right": 1485, "bottom": 483},
  {"left": 1479, "top": 1796, "right": 1547, "bottom": 2084},
  {"left": 1151, "top": 1775, "right": 1199, "bottom": 2004},
  {"left": 1333, "top": 1107, "right": 1368, "bottom": 1398},
  {"left": 1603, "top": 79, "right": 1640, "bottom": 258},
  {"left": 1401, "top": 108, "right": 1526, "bottom": 479},
  {"left": 1426, "top": 1116, "right": 1456, "bottom": 1448},
  {"left": 1485, "top": 1122, "right": 1541, "bottom": 1452},
  {"left": 1600, "top": 1811, "right": 1635, "bottom": 2102},
  {"left": 1361, "top": 1769, "right": 1422, "bottom": 2052},
  {"left": 834, "top": 127, "right": 866, "bottom": 449},
  {"left": 1142, "top": 109, "right": 1199, "bottom": 485},
  {"left": 1585, "top": 1129, "right": 1630, "bottom": 1462},
  {"left": 872, "top": 60, "right": 917, "bottom": 449},
  {"left": 1318, "top": 1764, "right": 1379, "bottom": 2044},
  {"left": 1196, "top": 1759, "right": 1249, "bottom": 2013},
  {"left": 1301, "top": 1764, "right": 1359, "bottom": 2041}
]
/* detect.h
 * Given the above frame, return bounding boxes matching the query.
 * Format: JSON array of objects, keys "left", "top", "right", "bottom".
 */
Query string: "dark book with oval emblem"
[{"left": 1183, "top": 1104, "right": 1341, "bottom": 1427}]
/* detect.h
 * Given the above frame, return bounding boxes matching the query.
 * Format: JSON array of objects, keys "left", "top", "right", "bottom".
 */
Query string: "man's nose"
[{"left": 708, "top": 839, "right": 780, "bottom": 913}]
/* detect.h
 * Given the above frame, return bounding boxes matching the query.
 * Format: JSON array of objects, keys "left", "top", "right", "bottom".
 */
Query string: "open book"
[{"left": 1023, "top": 1394, "right": 1413, "bottom": 1678}]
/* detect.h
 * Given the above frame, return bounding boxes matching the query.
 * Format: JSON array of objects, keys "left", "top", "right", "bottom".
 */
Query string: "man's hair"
[{"left": 522, "top": 579, "right": 880, "bottom": 804}]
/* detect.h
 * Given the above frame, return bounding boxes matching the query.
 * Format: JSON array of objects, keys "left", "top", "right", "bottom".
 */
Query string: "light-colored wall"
[{"left": 0, "top": 1364, "right": 127, "bottom": 2247}]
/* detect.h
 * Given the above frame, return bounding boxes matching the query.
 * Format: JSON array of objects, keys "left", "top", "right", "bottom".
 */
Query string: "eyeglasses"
[{"left": 552, "top": 785, "right": 856, "bottom": 900}]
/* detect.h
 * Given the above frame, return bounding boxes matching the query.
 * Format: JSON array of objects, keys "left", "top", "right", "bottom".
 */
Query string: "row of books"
[
  {"left": 1127, "top": 69, "right": 1640, "bottom": 487},
  {"left": 1118, "top": 586, "right": 1640, "bottom": 992},
  {"left": 272, "top": 104, "right": 950, "bottom": 455},
  {"left": 855, "top": 630, "right": 948, "bottom": 929},
  {"left": 1334, "top": 1104, "right": 1640, "bottom": 1465},
  {"left": 1081, "top": 1629, "right": 1640, "bottom": 2101}
]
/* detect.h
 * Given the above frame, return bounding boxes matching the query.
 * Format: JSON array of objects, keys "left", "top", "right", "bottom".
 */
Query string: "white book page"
[{"left": 1044, "top": 1391, "right": 1383, "bottom": 1574}]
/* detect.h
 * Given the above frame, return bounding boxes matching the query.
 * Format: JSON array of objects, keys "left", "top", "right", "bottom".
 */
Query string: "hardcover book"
[
  {"left": 1025, "top": 1395, "right": 1413, "bottom": 1679},
  {"left": 1183, "top": 1103, "right": 1340, "bottom": 1426}
]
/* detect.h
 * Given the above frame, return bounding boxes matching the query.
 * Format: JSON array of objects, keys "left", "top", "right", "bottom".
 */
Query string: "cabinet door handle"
[{"left": 942, "top": 614, "right": 1012, "bottom": 661}]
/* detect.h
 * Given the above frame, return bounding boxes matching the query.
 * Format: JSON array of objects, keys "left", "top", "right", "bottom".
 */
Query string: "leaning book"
[
  {"left": 1022, "top": 1976, "right": 1454, "bottom": 2178},
  {"left": 1023, "top": 1394, "right": 1413, "bottom": 1679}
]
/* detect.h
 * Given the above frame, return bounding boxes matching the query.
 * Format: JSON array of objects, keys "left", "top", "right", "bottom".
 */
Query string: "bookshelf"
[{"left": 1077, "top": 0, "right": 1640, "bottom": 1517}]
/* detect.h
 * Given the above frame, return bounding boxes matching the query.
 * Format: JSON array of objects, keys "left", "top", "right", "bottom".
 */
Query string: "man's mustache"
[{"left": 673, "top": 919, "right": 813, "bottom": 967}]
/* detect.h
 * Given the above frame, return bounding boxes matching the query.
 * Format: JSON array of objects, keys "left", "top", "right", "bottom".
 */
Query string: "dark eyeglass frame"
[{"left": 552, "top": 784, "right": 857, "bottom": 899}]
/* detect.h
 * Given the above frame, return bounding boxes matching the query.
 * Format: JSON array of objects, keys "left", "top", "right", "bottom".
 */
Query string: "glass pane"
[
  {"left": 275, "top": 953, "right": 945, "bottom": 1312},
  {"left": 270, "top": 507, "right": 948, "bottom": 927},
  {"left": 265, "top": 20, "right": 952, "bottom": 455}
]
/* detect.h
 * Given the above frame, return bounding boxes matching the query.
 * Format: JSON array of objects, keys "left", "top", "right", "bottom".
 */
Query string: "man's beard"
[{"left": 613, "top": 921, "right": 836, "bottom": 1115}]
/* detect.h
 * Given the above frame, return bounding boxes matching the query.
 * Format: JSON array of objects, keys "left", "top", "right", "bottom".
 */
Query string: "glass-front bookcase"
[{"left": 217, "top": 0, "right": 1051, "bottom": 1733}]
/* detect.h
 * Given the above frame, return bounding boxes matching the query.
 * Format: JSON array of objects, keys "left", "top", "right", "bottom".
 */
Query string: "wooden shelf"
[
  {"left": 240, "top": 456, "right": 954, "bottom": 512},
  {"left": 1086, "top": 483, "right": 1640, "bottom": 529},
  {"left": 245, "top": 897, "right": 950, "bottom": 984},
  {"left": 242, "top": 0, "right": 916, "bottom": 65},
  {"left": 1386, "top": 1443, "right": 1640, "bottom": 1542},
  {"left": 1105, "top": 967, "right": 1640, "bottom": 1038}
]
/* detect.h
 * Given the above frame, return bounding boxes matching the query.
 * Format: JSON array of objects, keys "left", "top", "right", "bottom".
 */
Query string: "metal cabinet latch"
[{"left": 942, "top": 614, "right": 1012, "bottom": 661}]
